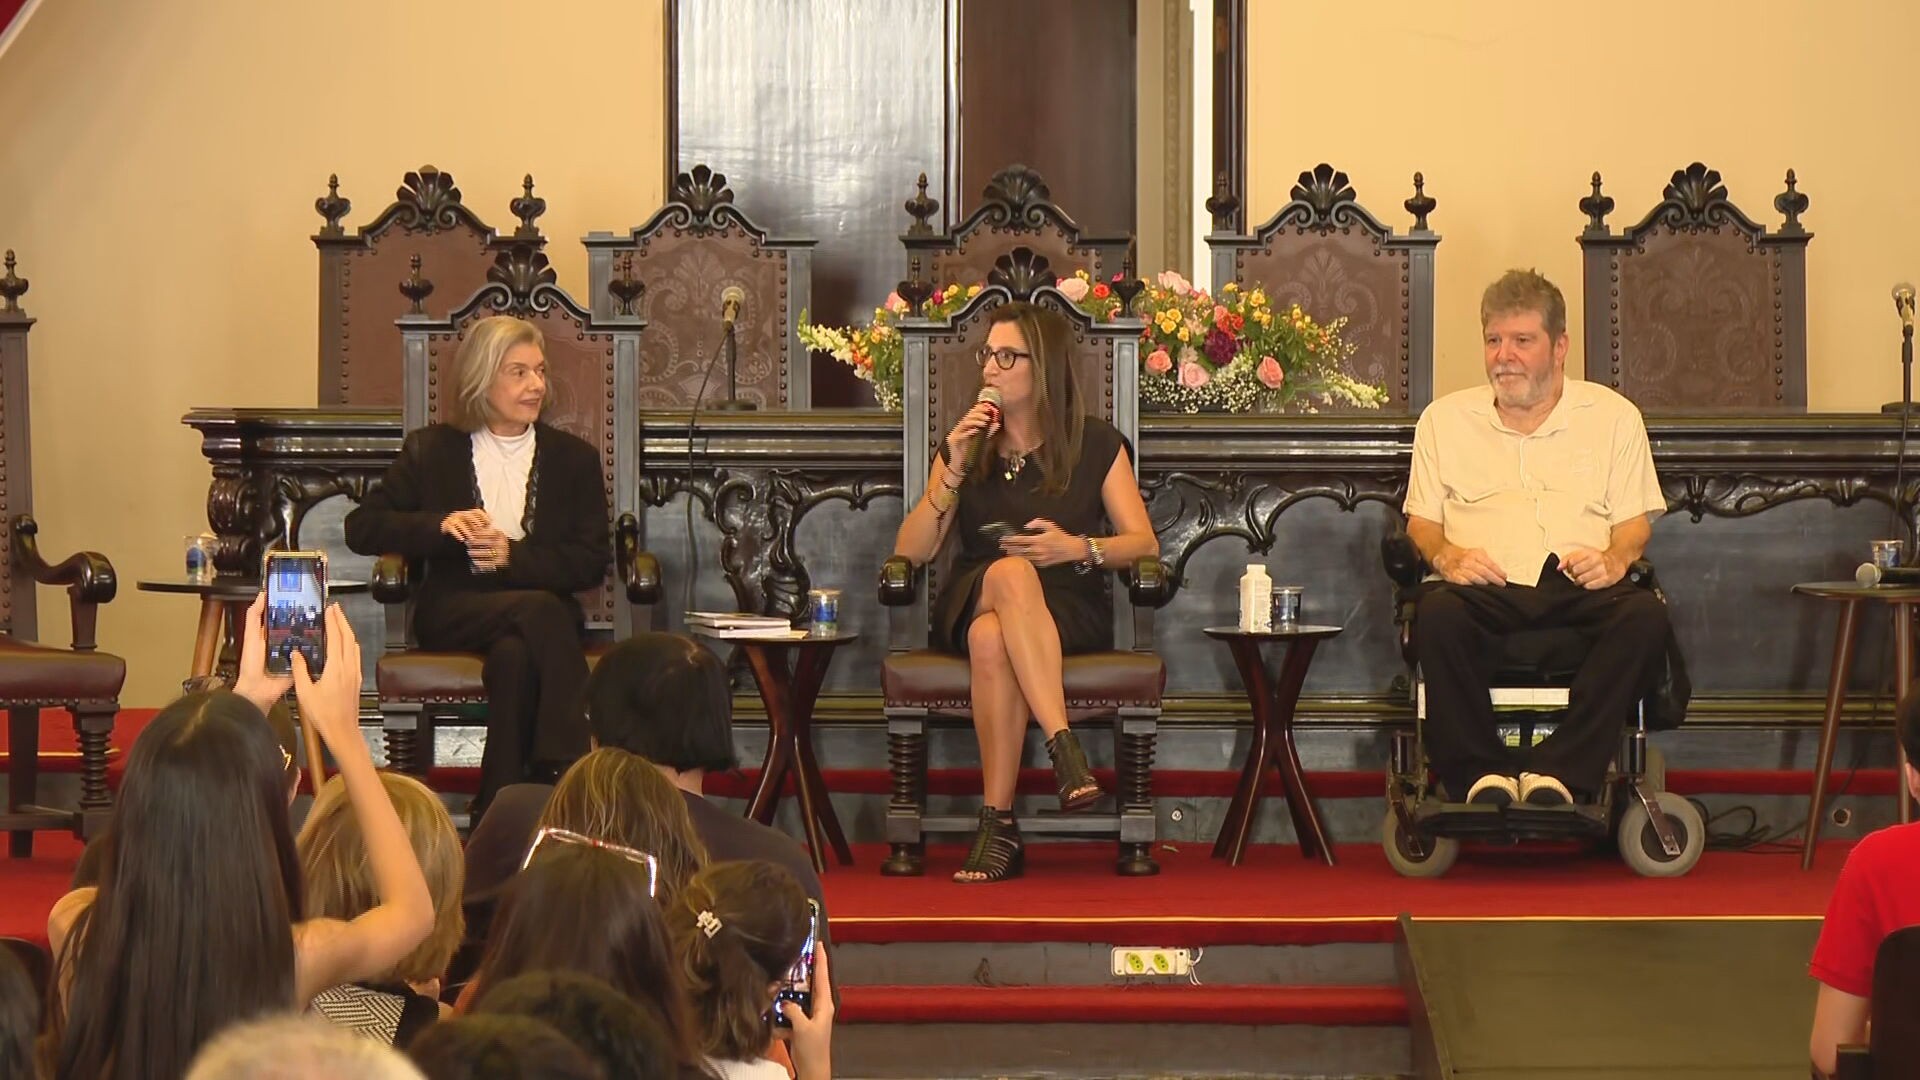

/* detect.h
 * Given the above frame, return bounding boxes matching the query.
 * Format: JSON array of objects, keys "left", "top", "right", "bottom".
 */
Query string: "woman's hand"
[
  {"left": 1000, "top": 518, "right": 1086, "bottom": 568},
  {"left": 466, "top": 529, "right": 511, "bottom": 573},
  {"left": 943, "top": 400, "right": 1000, "bottom": 477},
  {"left": 231, "top": 591, "right": 292, "bottom": 714},
  {"left": 291, "top": 605, "right": 366, "bottom": 764},
  {"left": 782, "top": 945, "right": 835, "bottom": 1080},
  {"left": 441, "top": 508, "right": 493, "bottom": 543}
]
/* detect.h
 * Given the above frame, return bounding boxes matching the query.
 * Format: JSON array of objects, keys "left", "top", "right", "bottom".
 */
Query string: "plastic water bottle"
[{"left": 1238, "top": 564, "right": 1273, "bottom": 632}]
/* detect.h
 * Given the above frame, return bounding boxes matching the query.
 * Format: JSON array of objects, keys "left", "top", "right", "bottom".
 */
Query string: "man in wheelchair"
[{"left": 1402, "top": 270, "right": 1669, "bottom": 810}]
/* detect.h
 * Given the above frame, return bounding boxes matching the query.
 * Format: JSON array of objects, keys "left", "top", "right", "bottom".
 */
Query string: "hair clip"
[{"left": 696, "top": 910, "right": 724, "bottom": 939}]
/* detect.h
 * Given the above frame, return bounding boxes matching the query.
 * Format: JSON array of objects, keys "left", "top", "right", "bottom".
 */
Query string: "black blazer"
[{"left": 345, "top": 422, "right": 610, "bottom": 608}]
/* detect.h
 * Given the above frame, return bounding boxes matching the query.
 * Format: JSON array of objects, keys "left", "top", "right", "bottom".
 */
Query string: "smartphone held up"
[{"left": 262, "top": 551, "right": 328, "bottom": 677}]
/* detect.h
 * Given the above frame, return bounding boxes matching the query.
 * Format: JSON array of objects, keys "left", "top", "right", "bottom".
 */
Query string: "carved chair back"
[
  {"left": 901, "top": 165, "right": 1133, "bottom": 297},
  {"left": 584, "top": 165, "right": 814, "bottom": 409},
  {"left": 1577, "top": 163, "right": 1811, "bottom": 410},
  {"left": 317, "top": 166, "right": 548, "bottom": 407},
  {"left": 897, "top": 249, "right": 1144, "bottom": 651},
  {"left": 1207, "top": 164, "right": 1439, "bottom": 413},
  {"left": 0, "top": 251, "right": 35, "bottom": 638},
  {"left": 399, "top": 246, "right": 644, "bottom": 636}
]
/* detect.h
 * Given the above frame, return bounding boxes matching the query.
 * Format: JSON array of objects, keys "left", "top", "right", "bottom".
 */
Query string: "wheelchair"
[{"left": 1378, "top": 534, "right": 1705, "bottom": 879}]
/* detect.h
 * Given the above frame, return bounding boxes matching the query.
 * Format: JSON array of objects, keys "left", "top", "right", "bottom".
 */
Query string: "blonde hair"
[
  {"left": 537, "top": 747, "right": 708, "bottom": 905},
  {"left": 296, "top": 772, "right": 465, "bottom": 985},
  {"left": 1480, "top": 268, "right": 1567, "bottom": 340},
  {"left": 452, "top": 315, "right": 545, "bottom": 431}
]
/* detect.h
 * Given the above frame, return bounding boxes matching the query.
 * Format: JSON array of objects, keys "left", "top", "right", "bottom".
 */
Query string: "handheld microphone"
[
  {"left": 1895, "top": 283, "right": 1916, "bottom": 333},
  {"left": 1856, "top": 563, "right": 1920, "bottom": 587},
  {"left": 720, "top": 285, "right": 746, "bottom": 330},
  {"left": 964, "top": 387, "right": 1003, "bottom": 476}
]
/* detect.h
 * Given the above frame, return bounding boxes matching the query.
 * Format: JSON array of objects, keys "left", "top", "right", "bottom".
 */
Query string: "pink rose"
[
  {"left": 1178, "top": 361, "right": 1210, "bottom": 388},
  {"left": 1155, "top": 270, "right": 1192, "bottom": 296},
  {"left": 1055, "top": 276, "right": 1090, "bottom": 302},
  {"left": 1257, "top": 355, "right": 1285, "bottom": 389},
  {"left": 884, "top": 291, "right": 909, "bottom": 315},
  {"left": 1145, "top": 348, "right": 1173, "bottom": 374}
]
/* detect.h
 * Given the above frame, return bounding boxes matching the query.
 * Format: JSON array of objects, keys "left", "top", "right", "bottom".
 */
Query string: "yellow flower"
[
  {"left": 1222, "top": 282, "right": 1239, "bottom": 292},
  {"left": 1249, "top": 289, "right": 1266, "bottom": 306},
  {"left": 1076, "top": 269, "right": 1092, "bottom": 282},
  {"left": 944, "top": 284, "right": 961, "bottom": 299},
  {"left": 967, "top": 285, "right": 982, "bottom": 297},
  {"left": 1177, "top": 327, "right": 1191, "bottom": 342}
]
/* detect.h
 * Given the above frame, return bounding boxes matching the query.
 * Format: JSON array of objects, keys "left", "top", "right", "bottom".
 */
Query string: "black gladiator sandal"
[
  {"left": 1048, "top": 728, "right": 1104, "bottom": 811},
  {"left": 953, "top": 807, "right": 1024, "bottom": 884}
]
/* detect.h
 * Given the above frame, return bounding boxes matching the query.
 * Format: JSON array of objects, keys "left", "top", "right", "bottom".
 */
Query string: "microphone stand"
[
  {"left": 713, "top": 319, "right": 755, "bottom": 412},
  {"left": 1900, "top": 321, "right": 1916, "bottom": 557}
]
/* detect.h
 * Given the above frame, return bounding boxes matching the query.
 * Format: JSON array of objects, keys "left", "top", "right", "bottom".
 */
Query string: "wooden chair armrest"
[
  {"left": 371, "top": 553, "right": 412, "bottom": 605},
  {"left": 13, "top": 514, "right": 117, "bottom": 651},
  {"left": 1125, "top": 554, "right": 1169, "bottom": 609},
  {"left": 879, "top": 555, "right": 920, "bottom": 607},
  {"left": 616, "top": 513, "right": 662, "bottom": 605}
]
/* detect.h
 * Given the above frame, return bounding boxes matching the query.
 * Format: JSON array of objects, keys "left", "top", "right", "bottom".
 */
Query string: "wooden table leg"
[
  {"left": 788, "top": 646, "right": 852, "bottom": 869},
  {"left": 1804, "top": 597, "right": 1863, "bottom": 871},
  {"left": 189, "top": 596, "right": 226, "bottom": 678},
  {"left": 1895, "top": 602, "right": 1914, "bottom": 826},
  {"left": 743, "top": 646, "right": 796, "bottom": 827},
  {"left": 1213, "top": 638, "right": 1273, "bottom": 864},
  {"left": 1267, "top": 639, "right": 1334, "bottom": 866}
]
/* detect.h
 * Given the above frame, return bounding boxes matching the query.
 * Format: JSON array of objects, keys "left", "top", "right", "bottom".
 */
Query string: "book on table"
[{"left": 686, "top": 612, "right": 807, "bottom": 639}]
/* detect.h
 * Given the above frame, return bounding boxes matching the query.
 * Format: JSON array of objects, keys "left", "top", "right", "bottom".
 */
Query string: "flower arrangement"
[
  {"left": 798, "top": 284, "right": 981, "bottom": 411},
  {"left": 1057, "top": 269, "right": 1387, "bottom": 414},
  {"left": 799, "top": 270, "right": 1386, "bottom": 414}
]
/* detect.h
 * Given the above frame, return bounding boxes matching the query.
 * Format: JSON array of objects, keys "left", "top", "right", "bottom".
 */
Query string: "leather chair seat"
[
  {"left": 0, "top": 636, "right": 126, "bottom": 703},
  {"left": 883, "top": 649, "right": 1164, "bottom": 717},
  {"left": 377, "top": 643, "right": 610, "bottom": 704}
]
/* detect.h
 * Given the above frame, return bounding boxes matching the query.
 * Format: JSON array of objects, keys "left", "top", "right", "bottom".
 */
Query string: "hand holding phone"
[
  {"left": 773, "top": 898, "right": 821, "bottom": 1029},
  {"left": 262, "top": 552, "right": 328, "bottom": 677},
  {"left": 978, "top": 521, "right": 1042, "bottom": 545},
  {"left": 780, "top": 934, "right": 834, "bottom": 1080}
]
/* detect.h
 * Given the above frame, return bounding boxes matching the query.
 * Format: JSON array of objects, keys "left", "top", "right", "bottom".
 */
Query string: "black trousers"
[
  {"left": 1414, "top": 556, "right": 1669, "bottom": 797},
  {"left": 415, "top": 589, "right": 592, "bottom": 806}
]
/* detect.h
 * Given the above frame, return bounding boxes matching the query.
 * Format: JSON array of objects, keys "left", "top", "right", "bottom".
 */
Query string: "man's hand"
[
  {"left": 1432, "top": 545, "right": 1507, "bottom": 587},
  {"left": 231, "top": 592, "right": 292, "bottom": 714},
  {"left": 1559, "top": 546, "right": 1626, "bottom": 590}
]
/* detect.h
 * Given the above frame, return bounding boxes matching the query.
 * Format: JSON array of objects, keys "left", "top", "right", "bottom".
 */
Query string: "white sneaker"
[
  {"left": 1519, "top": 772, "right": 1572, "bottom": 807},
  {"left": 1466, "top": 773, "right": 1519, "bottom": 807}
]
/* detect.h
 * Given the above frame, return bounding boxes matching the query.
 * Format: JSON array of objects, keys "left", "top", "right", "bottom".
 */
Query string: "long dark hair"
[
  {"left": 668, "top": 861, "right": 811, "bottom": 1061},
  {"left": 48, "top": 690, "right": 302, "bottom": 1080},
  {"left": 468, "top": 844, "right": 699, "bottom": 1068},
  {"left": 974, "top": 300, "right": 1087, "bottom": 497}
]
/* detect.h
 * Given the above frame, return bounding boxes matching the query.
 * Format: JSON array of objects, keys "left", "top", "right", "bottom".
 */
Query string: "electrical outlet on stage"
[{"left": 1110, "top": 947, "right": 1192, "bottom": 977}]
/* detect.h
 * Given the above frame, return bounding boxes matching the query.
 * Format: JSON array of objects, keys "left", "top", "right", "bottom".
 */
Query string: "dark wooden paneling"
[
  {"left": 957, "top": 0, "right": 1137, "bottom": 237},
  {"left": 671, "top": 0, "right": 949, "bottom": 408}
]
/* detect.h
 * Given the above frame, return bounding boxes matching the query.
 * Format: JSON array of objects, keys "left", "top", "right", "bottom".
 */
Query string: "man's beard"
[{"left": 1490, "top": 369, "right": 1550, "bottom": 410}]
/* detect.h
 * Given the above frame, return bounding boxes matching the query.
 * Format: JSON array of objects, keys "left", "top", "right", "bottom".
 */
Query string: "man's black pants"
[
  {"left": 1414, "top": 556, "right": 1668, "bottom": 798},
  {"left": 416, "top": 588, "right": 592, "bottom": 808}
]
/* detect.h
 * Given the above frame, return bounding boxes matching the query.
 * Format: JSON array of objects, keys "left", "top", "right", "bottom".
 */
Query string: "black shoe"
[
  {"left": 1047, "top": 729, "right": 1104, "bottom": 812},
  {"left": 953, "top": 807, "right": 1024, "bottom": 884}
]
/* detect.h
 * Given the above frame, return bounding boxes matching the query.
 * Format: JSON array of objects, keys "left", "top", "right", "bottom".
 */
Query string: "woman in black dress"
[
  {"left": 346, "top": 315, "right": 609, "bottom": 817},
  {"left": 892, "top": 301, "right": 1159, "bottom": 883}
]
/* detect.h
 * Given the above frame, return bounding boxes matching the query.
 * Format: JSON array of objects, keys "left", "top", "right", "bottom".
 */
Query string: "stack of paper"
[{"left": 686, "top": 612, "right": 808, "bottom": 640}]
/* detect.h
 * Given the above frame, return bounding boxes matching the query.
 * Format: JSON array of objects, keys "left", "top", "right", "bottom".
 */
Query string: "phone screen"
[
  {"left": 263, "top": 553, "right": 327, "bottom": 677},
  {"left": 773, "top": 898, "right": 820, "bottom": 1028}
]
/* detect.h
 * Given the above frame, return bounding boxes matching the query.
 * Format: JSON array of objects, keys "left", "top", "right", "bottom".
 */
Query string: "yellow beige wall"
[
  {"left": 0, "top": 0, "right": 666, "bottom": 705},
  {"left": 1246, "top": 0, "right": 1918, "bottom": 409}
]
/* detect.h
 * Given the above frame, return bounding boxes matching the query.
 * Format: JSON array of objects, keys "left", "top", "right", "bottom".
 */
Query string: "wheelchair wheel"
[
  {"left": 1383, "top": 811, "right": 1459, "bottom": 878},
  {"left": 1617, "top": 791, "right": 1705, "bottom": 878}
]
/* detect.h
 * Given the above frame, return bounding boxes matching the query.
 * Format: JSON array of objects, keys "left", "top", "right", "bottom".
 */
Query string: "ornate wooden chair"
[
  {"left": 583, "top": 165, "right": 815, "bottom": 409},
  {"left": 879, "top": 248, "right": 1168, "bottom": 877},
  {"left": 1577, "top": 163, "right": 1812, "bottom": 410},
  {"left": 369, "top": 246, "right": 659, "bottom": 774},
  {"left": 1206, "top": 163, "right": 1440, "bottom": 413},
  {"left": 315, "top": 166, "right": 546, "bottom": 406},
  {"left": 900, "top": 165, "right": 1133, "bottom": 293},
  {"left": 0, "top": 252, "right": 124, "bottom": 856}
]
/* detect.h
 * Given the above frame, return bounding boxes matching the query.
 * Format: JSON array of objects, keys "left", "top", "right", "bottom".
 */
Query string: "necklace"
[{"left": 1001, "top": 443, "right": 1040, "bottom": 482}]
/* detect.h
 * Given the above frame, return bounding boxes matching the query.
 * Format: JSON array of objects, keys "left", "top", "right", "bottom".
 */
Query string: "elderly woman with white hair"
[{"left": 347, "top": 315, "right": 609, "bottom": 817}]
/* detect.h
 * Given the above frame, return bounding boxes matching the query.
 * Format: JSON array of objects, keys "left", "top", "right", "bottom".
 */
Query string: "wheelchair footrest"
[{"left": 1412, "top": 801, "right": 1610, "bottom": 842}]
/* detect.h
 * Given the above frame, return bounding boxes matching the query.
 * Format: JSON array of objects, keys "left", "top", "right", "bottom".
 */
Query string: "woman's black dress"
[{"left": 931, "top": 416, "right": 1128, "bottom": 655}]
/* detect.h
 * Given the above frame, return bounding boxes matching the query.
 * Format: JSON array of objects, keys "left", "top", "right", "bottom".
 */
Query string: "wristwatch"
[{"left": 1084, "top": 535, "right": 1106, "bottom": 569}]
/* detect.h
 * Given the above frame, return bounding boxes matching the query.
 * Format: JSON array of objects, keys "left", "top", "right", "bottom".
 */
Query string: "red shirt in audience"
[{"left": 1811, "top": 820, "right": 1920, "bottom": 996}]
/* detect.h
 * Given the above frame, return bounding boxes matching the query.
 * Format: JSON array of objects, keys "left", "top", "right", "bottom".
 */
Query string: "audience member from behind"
[
  {"left": 406, "top": 1015, "right": 602, "bottom": 1080},
  {"left": 670, "top": 862, "right": 834, "bottom": 1080},
  {"left": 462, "top": 843, "right": 702, "bottom": 1071},
  {"left": 43, "top": 600, "right": 434, "bottom": 1080},
  {"left": 0, "top": 945, "right": 38, "bottom": 1080},
  {"left": 300, "top": 770, "right": 466, "bottom": 1044},
  {"left": 475, "top": 971, "right": 687, "bottom": 1080},
  {"left": 1809, "top": 684, "right": 1920, "bottom": 1076},
  {"left": 464, "top": 633, "right": 831, "bottom": 949},
  {"left": 185, "top": 1014, "right": 426, "bottom": 1080}
]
